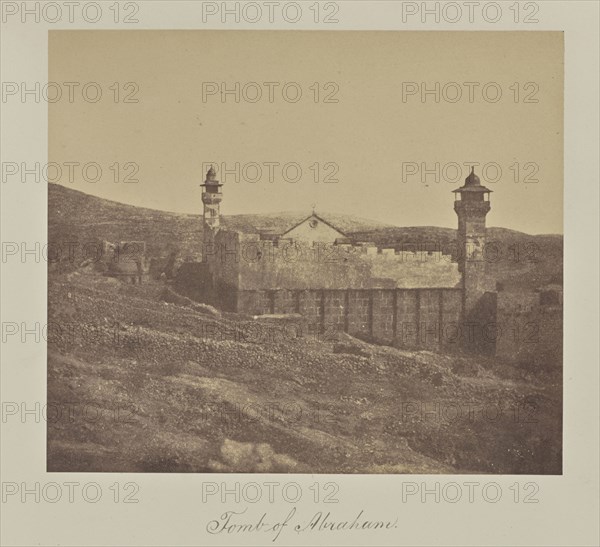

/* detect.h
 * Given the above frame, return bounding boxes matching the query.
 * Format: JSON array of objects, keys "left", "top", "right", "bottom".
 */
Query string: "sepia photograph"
[
  {"left": 47, "top": 31, "right": 563, "bottom": 474},
  {"left": 3, "top": 2, "right": 600, "bottom": 546},
  {"left": 44, "top": 30, "right": 564, "bottom": 475}
]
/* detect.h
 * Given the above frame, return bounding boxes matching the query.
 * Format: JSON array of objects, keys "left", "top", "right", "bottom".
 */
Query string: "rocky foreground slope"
[{"left": 47, "top": 272, "right": 562, "bottom": 474}]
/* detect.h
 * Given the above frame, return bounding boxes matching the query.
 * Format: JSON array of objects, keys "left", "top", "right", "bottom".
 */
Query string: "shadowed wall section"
[{"left": 236, "top": 287, "right": 463, "bottom": 352}]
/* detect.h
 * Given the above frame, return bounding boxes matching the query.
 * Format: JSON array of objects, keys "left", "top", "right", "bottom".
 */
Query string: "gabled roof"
[{"left": 280, "top": 212, "right": 348, "bottom": 239}]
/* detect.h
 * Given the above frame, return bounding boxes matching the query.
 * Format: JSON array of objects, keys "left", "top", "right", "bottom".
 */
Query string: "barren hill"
[{"left": 47, "top": 273, "right": 562, "bottom": 474}]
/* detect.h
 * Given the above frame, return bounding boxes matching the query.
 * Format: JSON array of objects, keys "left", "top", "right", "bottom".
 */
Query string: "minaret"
[
  {"left": 453, "top": 167, "right": 492, "bottom": 333},
  {"left": 201, "top": 165, "right": 223, "bottom": 256}
]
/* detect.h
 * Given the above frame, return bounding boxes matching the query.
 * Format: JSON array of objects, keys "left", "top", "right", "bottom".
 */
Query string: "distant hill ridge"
[
  {"left": 48, "top": 183, "right": 391, "bottom": 234},
  {"left": 49, "top": 183, "right": 559, "bottom": 237}
]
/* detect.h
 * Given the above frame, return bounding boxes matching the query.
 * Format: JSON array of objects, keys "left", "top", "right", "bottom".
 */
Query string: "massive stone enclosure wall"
[
  {"left": 197, "top": 230, "right": 464, "bottom": 351},
  {"left": 237, "top": 287, "right": 463, "bottom": 351},
  {"left": 177, "top": 228, "right": 563, "bottom": 364},
  {"left": 210, "top": 230, "right": 461, "bottom": 291}
]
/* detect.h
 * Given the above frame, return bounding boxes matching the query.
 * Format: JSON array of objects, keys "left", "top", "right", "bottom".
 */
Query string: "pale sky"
[{"left": 49, "top": 31, "right": 563, "bottom": 234}]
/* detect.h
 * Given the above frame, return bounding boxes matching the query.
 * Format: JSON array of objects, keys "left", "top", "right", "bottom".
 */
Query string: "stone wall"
[
  {"left": 236, "top": 287, "right": 463, "bottom": 352},
  {"left": 210, "top": 230, "right": 461, "bottom": 291},
  {"left": 174, "top": 262, "right": 212, "bottom": 302}
]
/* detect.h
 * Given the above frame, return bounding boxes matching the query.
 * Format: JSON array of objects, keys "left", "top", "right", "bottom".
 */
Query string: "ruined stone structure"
[
  {"left": 174, "top": 166, "right": 561, "bottom": 364},
  {"left": 101, "top": 240, "right": 148, "bottom": 284}
]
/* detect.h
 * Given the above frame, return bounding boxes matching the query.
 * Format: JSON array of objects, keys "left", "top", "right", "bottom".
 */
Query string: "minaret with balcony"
[
  {"left": 201, "top": 165, "right": 223, "bottom": 258},
  {"left": 453, "top": 167, "right": 493, "bottom": 340}
]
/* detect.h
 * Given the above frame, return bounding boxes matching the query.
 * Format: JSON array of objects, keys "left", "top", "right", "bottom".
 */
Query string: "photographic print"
[{"left": 46, "top": 30, "right": 563, "bottom": 475}]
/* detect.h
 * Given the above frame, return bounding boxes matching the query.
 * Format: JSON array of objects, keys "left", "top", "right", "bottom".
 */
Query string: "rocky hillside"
[{"left": 47, "top": 272, "right": 562, "bottom": 474}]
